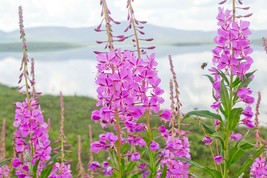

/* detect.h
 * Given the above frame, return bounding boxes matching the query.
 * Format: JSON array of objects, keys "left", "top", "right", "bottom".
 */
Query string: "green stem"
[
  {"left": 145, "top": 110, "right": 152, "bottom": 140},
  {"left": 223, "top": 130, "right": 231, "bottom": 178},
  {"left": 223, "top": 1, "right": 236, "bottom": 177},
  {"left": 115, "top": 109, "right": 122, "bottom": 178}
]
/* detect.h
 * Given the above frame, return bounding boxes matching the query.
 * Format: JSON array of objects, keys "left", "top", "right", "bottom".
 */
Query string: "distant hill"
[{"left": 0, "top": 22, "right": 266, "bottom": 48}]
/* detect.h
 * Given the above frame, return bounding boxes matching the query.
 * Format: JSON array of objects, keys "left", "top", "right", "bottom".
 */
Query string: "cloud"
[{"left": 0, "top": 0, "right": 266, "bottom": 32}]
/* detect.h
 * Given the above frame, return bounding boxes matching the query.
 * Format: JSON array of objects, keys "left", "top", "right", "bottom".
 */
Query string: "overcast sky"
[{"left": 0, "top": 0, "right": 266, "bottom": 32}]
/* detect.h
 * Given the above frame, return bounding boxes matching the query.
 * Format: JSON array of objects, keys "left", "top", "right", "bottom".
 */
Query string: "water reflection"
[{"left": 0, "top": 46, "right": 267, "bottom": 123}]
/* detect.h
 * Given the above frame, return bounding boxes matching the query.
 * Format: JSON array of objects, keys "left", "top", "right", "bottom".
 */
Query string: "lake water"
[{"left": 1, "top": 44, "right": 267, "bottom": 124}]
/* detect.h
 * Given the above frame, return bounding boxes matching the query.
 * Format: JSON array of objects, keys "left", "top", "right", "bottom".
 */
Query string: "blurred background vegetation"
[{"left": 1, "top": 83, "right": 266, "bottom": 177}]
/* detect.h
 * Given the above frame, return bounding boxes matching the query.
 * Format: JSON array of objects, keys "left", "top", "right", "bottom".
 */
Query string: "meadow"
[{"left": 1, "top": 0, "right": 267, "bottom": 177}]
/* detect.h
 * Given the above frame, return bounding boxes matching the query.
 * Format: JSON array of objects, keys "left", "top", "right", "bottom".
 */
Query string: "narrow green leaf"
[
  {"left": 238, "top": 78, "right": 252, "bottom": 90},
  {"left": 220, "top": 80, "right": 230, "bottom": 116},
  {"left": 204, "top": 74, "right": 215, "bottom": 84},
  {"left": 160, "top": 165, "right": 167, "bottom": 178},
  {"left": 245, "top": 70, "right": 256, "bottom": 79},
  {"left": 32, "top": 159, "right": 40, "bottom": 178},
  {"left": 232, "top": 77, "right": 241, "bottom": 88},
  {"left": 125, "top": 162, "right": 136, "bottom": 174},
  {"left": 39, "top": 152, "right": 61, "bottom": 178},
  {"left": 40, "top": 162, "right": 56, "bottom": 178},
  {"left": 239, "top": 143, "right": 254, "bottom": 150},
  {"left": 229, "top": 147, "right": 244, "bottom": 165},
  {"left": 121, "top": 158, "right": 125, "bottom": 173},
  {"left": 228, "top": 108, "right": 243, "bottom": 130},
  {"left": 233, "top": 145, "right": 265, "bottom": 178},
  {"left": 0, "top": 158, "right": 11, "bottom": 167},
  {"left": 184, "top": 110, "right": 222, "bottom": 121},
  {"left": 130, "top": 170, "right": 146, "bottom": 178},
  {"left": 228, "top": 142, "right": 255, "bottom": 166},
  {"left": 216, "top": 69, "right": 230, "bottom": 85},
  {"left": 122, "top": 144, "right": 130, "bottom": 154},
  {"left": 201, "top": 122, "right": 216, "bottom": 134},
  {"left": 176, "top": 157, "right": 221, "bottom": 178},
  {"left": 45, "top": 152, "right": 61, "bottom": 167}
]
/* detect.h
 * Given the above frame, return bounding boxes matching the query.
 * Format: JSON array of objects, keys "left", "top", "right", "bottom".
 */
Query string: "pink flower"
[
  {"left": 105, "top": 132, "right": 118, "bottom": 143},
  {"left": 237, "top": 88, "right": 254, "bottom": 104},
  {"left": 12, "top": 158, "right": 22, "bottom": 168},
  {"left": 89, "top": 161, "right": 101, "bottom": 171},
  {"left": 49, "top": 163, "right": 72, "bottom": 178},
  {"left": 0, "top": 165, "right": 10, "bottom": 177},
  {"left": 242, "top": 118, "right": 254, "bottom": 128},
  {"left": 91, "top": 141, "right": 106, "bottom": 153},
  {"left": 231, "top": 132, "right": 243, "bottom": 141},
  {"left": 150, "top": 141, "right": 160, "bottom": 151},
  {"left": 214, "top": 119, "right": 221, "bottom": 126},
  {"left": 131, "top": 152, "right": 141, "bottom": 161},
  {"left": 214, "top": 155, "right": 223, "bottom": 164},
  {"left": 211, "top": 101, "right": 221, "bottom": 111},
  {"left": 251, "top": 156, "right": 267, "bottom": 177},
  {"left": 242, "top": 106, "right": 253, "bottom": 118},
  {"left": 160, "top": 109, "right": 171, "bottom": 121},
  {"left": 91, "top": 110, "right": 101, "bottom": 121},
  {"left": 202, "top": 136, "right": 213, "bottom": 145},
  {"left": 103, "top": 166, "right": 113, "bottom": 176}
]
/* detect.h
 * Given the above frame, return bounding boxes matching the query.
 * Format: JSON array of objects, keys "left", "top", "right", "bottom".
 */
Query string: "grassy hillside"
[{"left": 1, "top": 83, "right": 267, "bottom": 177}]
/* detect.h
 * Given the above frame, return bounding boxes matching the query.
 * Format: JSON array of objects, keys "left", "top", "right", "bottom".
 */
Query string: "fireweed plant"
[
  {"left": 49, "top": 92, "right": 72, "bottom": 178},
  {"left": 183, "top": 0, "right": 266, "bottom": 177},
  {"left": 10, "top": 6, "right": 59, "bottom": 177},
  {"left": 89, "top": 0, "right": 190, "bottom": 177},
  {"left": 0, "top": 118, "right": 10, "bottom": 177}
]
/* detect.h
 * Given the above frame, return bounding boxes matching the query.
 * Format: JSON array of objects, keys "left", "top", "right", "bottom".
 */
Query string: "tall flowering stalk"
[
  {"left": 155, "top": 56, "right": 191, "bottom": 177},
  {"left": 0, "top": 119, "right": 6, "bottom": 160},
  {"left": 0, "top": 118, "right": 10, "bottom": 178},
  {"left": 88, "top": 125, "right": 94, "bottom": 178},
  {"left": 125, "top": 0, "right": 155, "bottom": 57},
  {"left": 184, "top": 0, "right": 265, "bottom": 177},
  {"left": 76, "top": 135, "right": 86, "bottom": 178},
  {"left": 89, "top": 0, "right": 178, "bottom": 177},
  {"left": 11, "top": 6, "right": 57, "bottom": 177},
  {"left": 90, "top": 49, "right": 165, "bottom": 176},
  {"left": 49, "top": 92, "right": 72, "bottom": 178},
  {"left": 94, "top": 0, "right": 121, "bottom": 52}
]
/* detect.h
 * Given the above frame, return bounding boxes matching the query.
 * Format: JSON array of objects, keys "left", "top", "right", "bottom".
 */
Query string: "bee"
[{"left": 201, "top": 62, "right": 207, "bottom": 69}]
